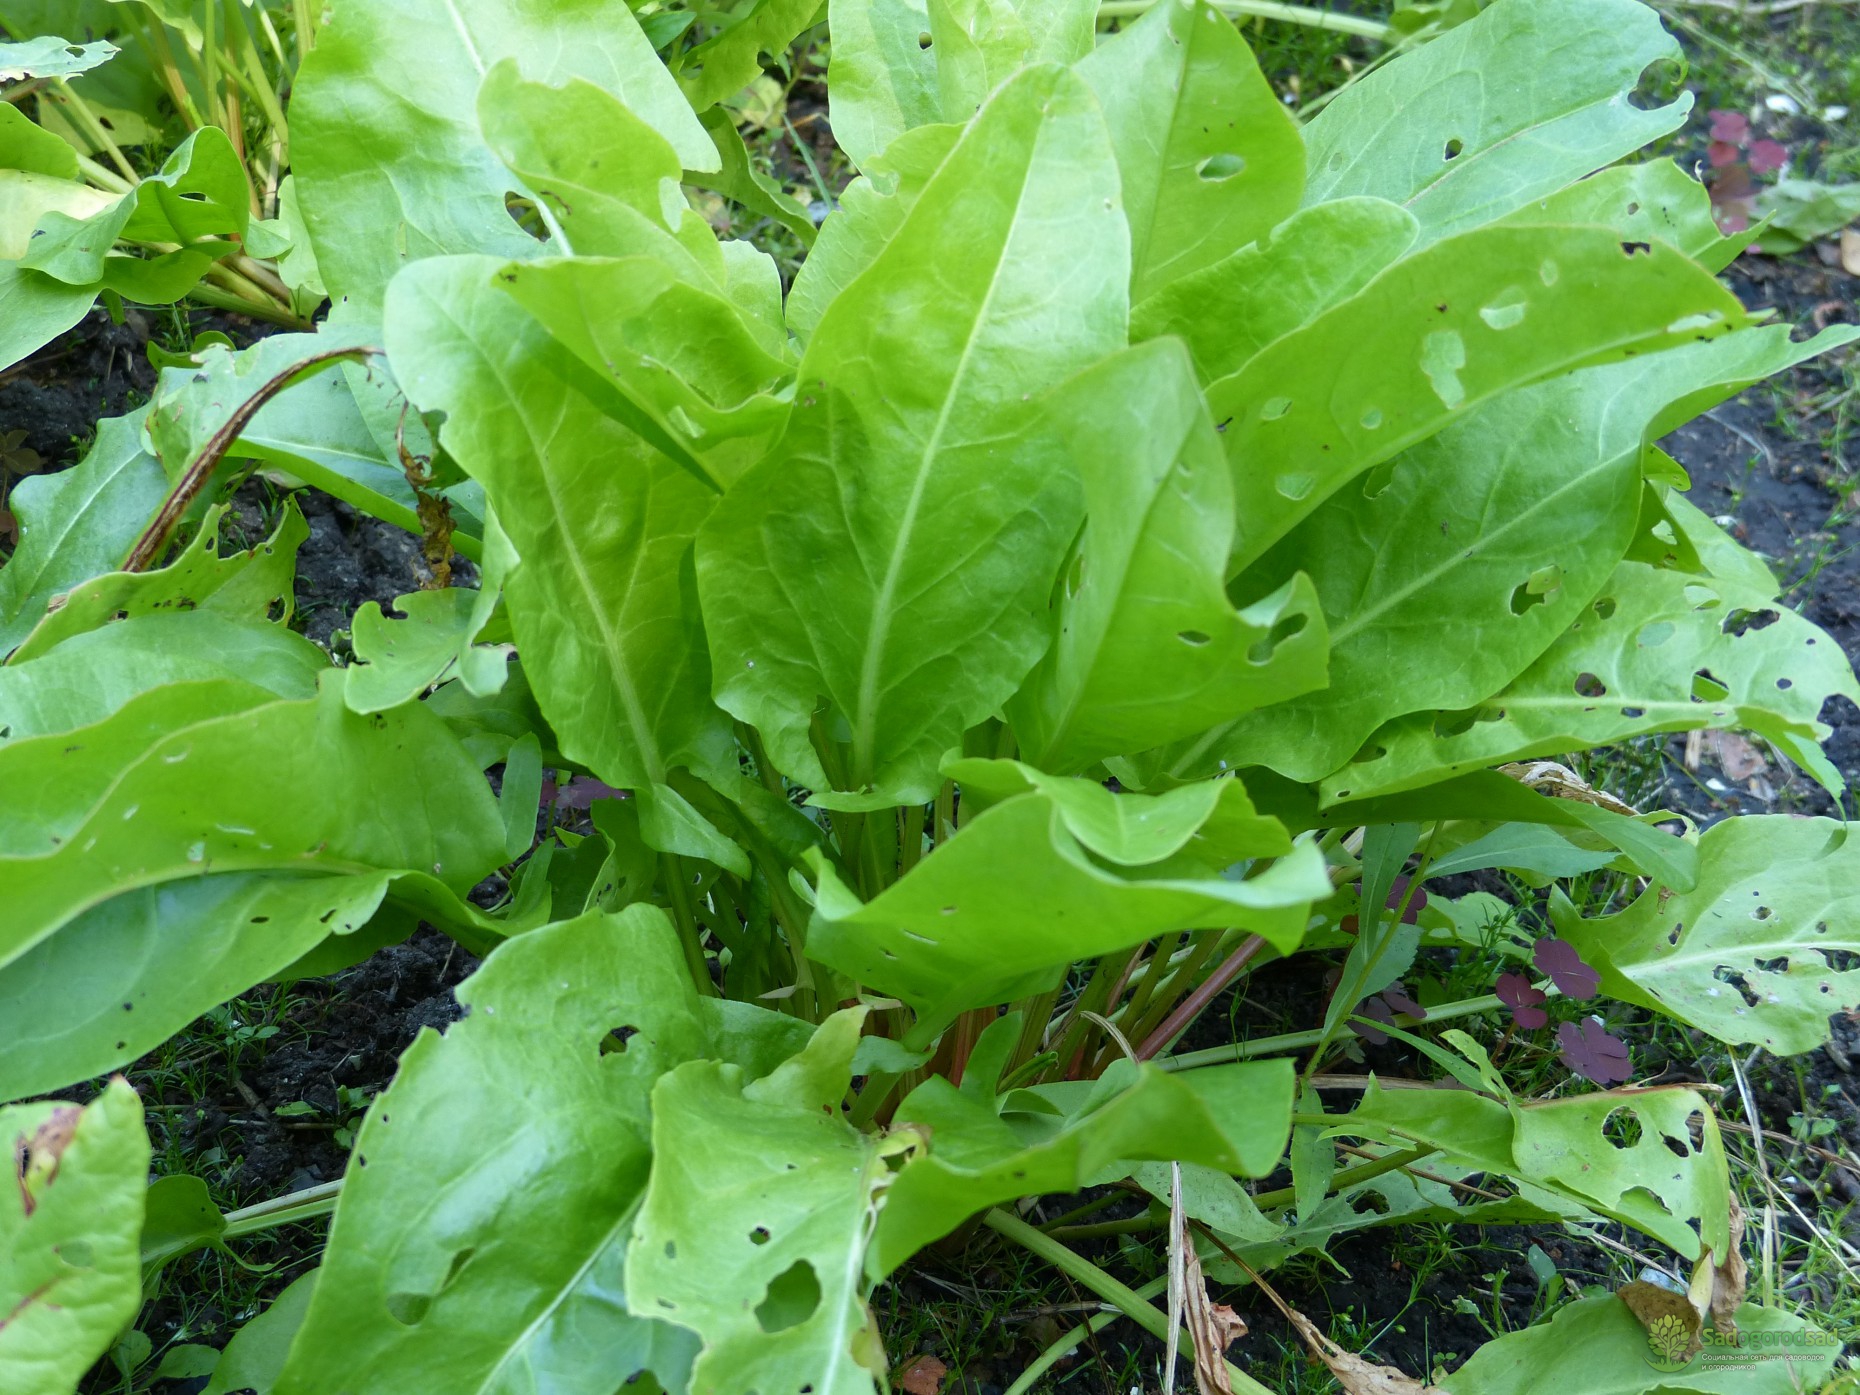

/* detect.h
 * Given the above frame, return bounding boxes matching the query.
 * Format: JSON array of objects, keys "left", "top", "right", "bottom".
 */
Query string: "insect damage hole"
[
  {"left": 1197, "top": 153, "right": 1245, "bottom": 181},
  {"left": 1600, "top": 1107, "right": 1644, "bottom": 1150},
  {"left": 755, "top": 1260, "right": 822, "bottom": 1334},
  {"left": 750, "top": 1226, "right": 772, "bottom": 1246},
  {"left": 601, "top": 1025, "right": 639, "bottom": 1055},
  {"left": 1443, "top": 137, "right": 1464, "bottom": 160},
  {"left": 1177, "top": 629, "right": 1212, "bottom": 646}
]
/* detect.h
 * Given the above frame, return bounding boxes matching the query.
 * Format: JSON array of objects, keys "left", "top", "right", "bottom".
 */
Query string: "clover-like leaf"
[
  {"left": 1533, "top": 936, "right": 1601, "bottom": 999},
  {"left": 1495, "top": 972, "right": 1548, "bottom": 1029},
  {"left": 1556, "top": 1017, "right": 1633, "bottom": 1084}
]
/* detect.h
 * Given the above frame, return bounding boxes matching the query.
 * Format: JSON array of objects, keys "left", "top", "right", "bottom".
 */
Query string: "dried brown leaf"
[
  {"left": 895, "top": 1354, "right": 947, "bottom": 1395},
  {"left": 1285, "top": 1307, "right": 1446, "bottom": 1394},
  {"left": 1497, "top": 761, "right": 1638, "bottom": 816},
  {"left": 1710, "top": 1199, "right": 1747, "bottom": 1336},
  {"left": 1841, "top": 226, "right": 1860, "bottom": 277}
]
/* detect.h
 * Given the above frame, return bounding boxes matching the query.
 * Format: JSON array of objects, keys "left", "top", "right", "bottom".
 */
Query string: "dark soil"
[
  {"left": 0, "top": 308, "right": 156, "bottom": 472},
  {"left": 1657, "top": 250, "right": 1860, "bottom": 824}
]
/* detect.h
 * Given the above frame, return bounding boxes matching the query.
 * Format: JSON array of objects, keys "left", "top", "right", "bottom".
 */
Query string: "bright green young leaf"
[
  {"left": 289, "top": 0, "right": 715, "bottom": 314},
  {"left": 0, "top": 611, "right": 327, "bottom": 742},
  {"left": 203, "top": 1271, "right": 318, "bottom": 1395},
  {"left": 1008, "top": 341, "right": 1327, "bottom": 774},
  {"left": 807, "top": 784, "right": 1326, "bottom": 1030},
  {"left": 10, "top": 499, "right": 305, "bottom": 663},
  {"left": 945, "top": 757, "right": 1290, "bottom": 864},
  {"left": 492, "top": 255, "right": 794, "bottom": 489},
  {"left": 0, "top": 678, "right": 507, "bottom": 974},
  {"left": 0, "top": 406, "right": 165, "bottom": 656},
  {"left": 1217, "top": 224, "right": 1746, "bottom": 572},
  {"left": 875, "top": 1052, "right": 1295, "bottom": 1274},
  {"left": 825, "top": 0, "right": 939, "bottom": 169},
  {"left": 678, "top": 0, "right": 824, "bottom": 112},
  {"left": 783, "top": 121, "right": 959, "bottom": 343},
  {"left": 1334, "top": 560, "right": 1860, "bottom": 802},
  {"left": 927, "top": 0, "right": 1096, "bottom": 123},
  {"left": 476, "top": 64, "right": 729, "bottom": 283},
  {"left": 697, "top": 65, "right": 1128, "bottom": 807},
  {"left": 343, "top": 588, "right": 510, "bottom": 714},
  {"left": 1302, "top": 0, "right": 1692, "bottom": 245},
  {"left": 0, "top": 1080, "right": 148, "bottom": 1395},
  {"left": 1425, "top": 822, "right": 1616, "bottom": 881},
  {"left": 276, "top": 906, "right": 807, "bottom": 1395},
  {"left": 1077, "top": 0, "right": 1302, "bottom": 301},
  {"left": 387, "top": 255, "right": 736, "bottom": 792},
  {"left": 1440, "top": 1295, "right": 1836, "bottom": 1395},
  {"left": 140, "top": 1173, "right": 228, "bottom": 1282},
  {"left": 1131, "top": 195, "right": 1419, "bottom": 386},
  {"left": 1557, "top": 815, "right": 1860, "bottom": 1056},
  {"left": 691, "top": 107, "right": 819, "bottom": 249},
  {"left": 628, "top": 1010, "right": 893, "bottom": 1395},
  {"left": 1200, "top": 326, "right": 1849, "bottom": 786}
]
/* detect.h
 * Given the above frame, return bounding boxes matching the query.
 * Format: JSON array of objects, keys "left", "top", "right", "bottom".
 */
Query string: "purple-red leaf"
[
  {"left": 1532, "top": 936, "right": 1600, "bottom": 1000},
  {"left": 1495, "top": 972, "right": 1548, "bottom": 1030},
  {"left": 1707, "top": 140, "right": 1742, "bottom": 169},
  {"left": 1380, "top": 984, "right": 1427, "bottom": 1020},
  {"left": 1557, "top": 1018, "right": 1633, "bottom": 1084},
  {"left": 1707, "top": 109, "right": 1749, "bottom": 145},
  {"left": 543, "top": 775, "right": 627, "bottom": 811},
  {"left": 1747, "top": 138, "right": 1788, "bottom": 174},
  {"left": 1350, "top": 997, "right": 1395, "bottom": 1045},
  {"left": 1339, "top": 875, "right": 1429, "bottom": 933}
]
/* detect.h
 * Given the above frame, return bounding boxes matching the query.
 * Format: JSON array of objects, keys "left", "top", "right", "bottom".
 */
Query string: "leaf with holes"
[
  {"left": 1332, "top": 558, "right": 1860, "bottom": 803},
  {"left": 275, "top": 907, "right": 812, "bottom": 1395},
  {"left": 289, "top": 0, "right": 715, "bottom": 315},
  {"left": 1075, "top": 0, "right": 1303, "bottom": 302},
  {"left": 1302, "top": 0, "right": 1692, "bottom": 245},
  {"left": 0, "top": 1080, "right": 148, "bottom": 1394},
  {"left": 0, "top": 407, "right": 165, "bottom": 656},
  {"left": 1007, "top": 340, "right": 1328, "bottom": 775},
  {"left": 1555, "top": 815, "right": 1860, "bottom": 1055},
  {"left": 626, "top": 1010, "right": 898, "bottom": 1395}
]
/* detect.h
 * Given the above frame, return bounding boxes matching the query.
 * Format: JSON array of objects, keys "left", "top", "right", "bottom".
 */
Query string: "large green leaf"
[
  {"left": 1215, "top": 223, "right": 1746, "bottom": 572},
  {"left": 0, "top": 678, "right": 507, "bottom": 974},
  {"left": 1302, "top": 0, "right": 1692, "bottom": 245},
  {"left": 1334, "top": 559, "right": 1860, "bottom": 802},
  {"left": 387, "top": 255, "right": 735, "bottom": 791},
  {"left": 876, "top": 1048, "right": 1294, "bottom": 1274},
  {"left": 1194, "top": 326, "right": 1855, "bottom": 786},
  {"left": 0, "top": 168, "right": 113, "bottom": 258},
  {"left": 696, "top": 65, "right": 1128, "bottom": 807},
  {"left": 0, "top": 1081, "right": 148, "bottom": 1394},
  {"left": 1439, "top": 1297, "right": 1836, "bottom": 1395},
  {"left": 0, "top": 406, "right": 165, "bottom": 656},
  {"left": 0, "top": 871, "right": 408, "bottom": 1103},
  {"left": 1076, "top": 0, "right": 1302, "bottom": 301},
  {"left": 1131, "top": 195, "right": 1419, "bottom": 386},
  {"left": 275, "top": 906, "right": 808, "bottom": 1395},
  {"left": 1009, "top": 341, "right": 1326, "bottom": 773},
  {"left": 806, "top": 778, "right": 1326, "bottom": 1030},
  {"left": 628, "top": 1010, "right": 894, "bottom": 1395},
  {"left": 1557, "top": 816, "right": 1860, "bottom": 1056},
  {"left": 0, "top": 611, "right": 327, "bottom": 742},
  {"left": 289, "top": 0, "right": 714, "bottom": 314}
]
